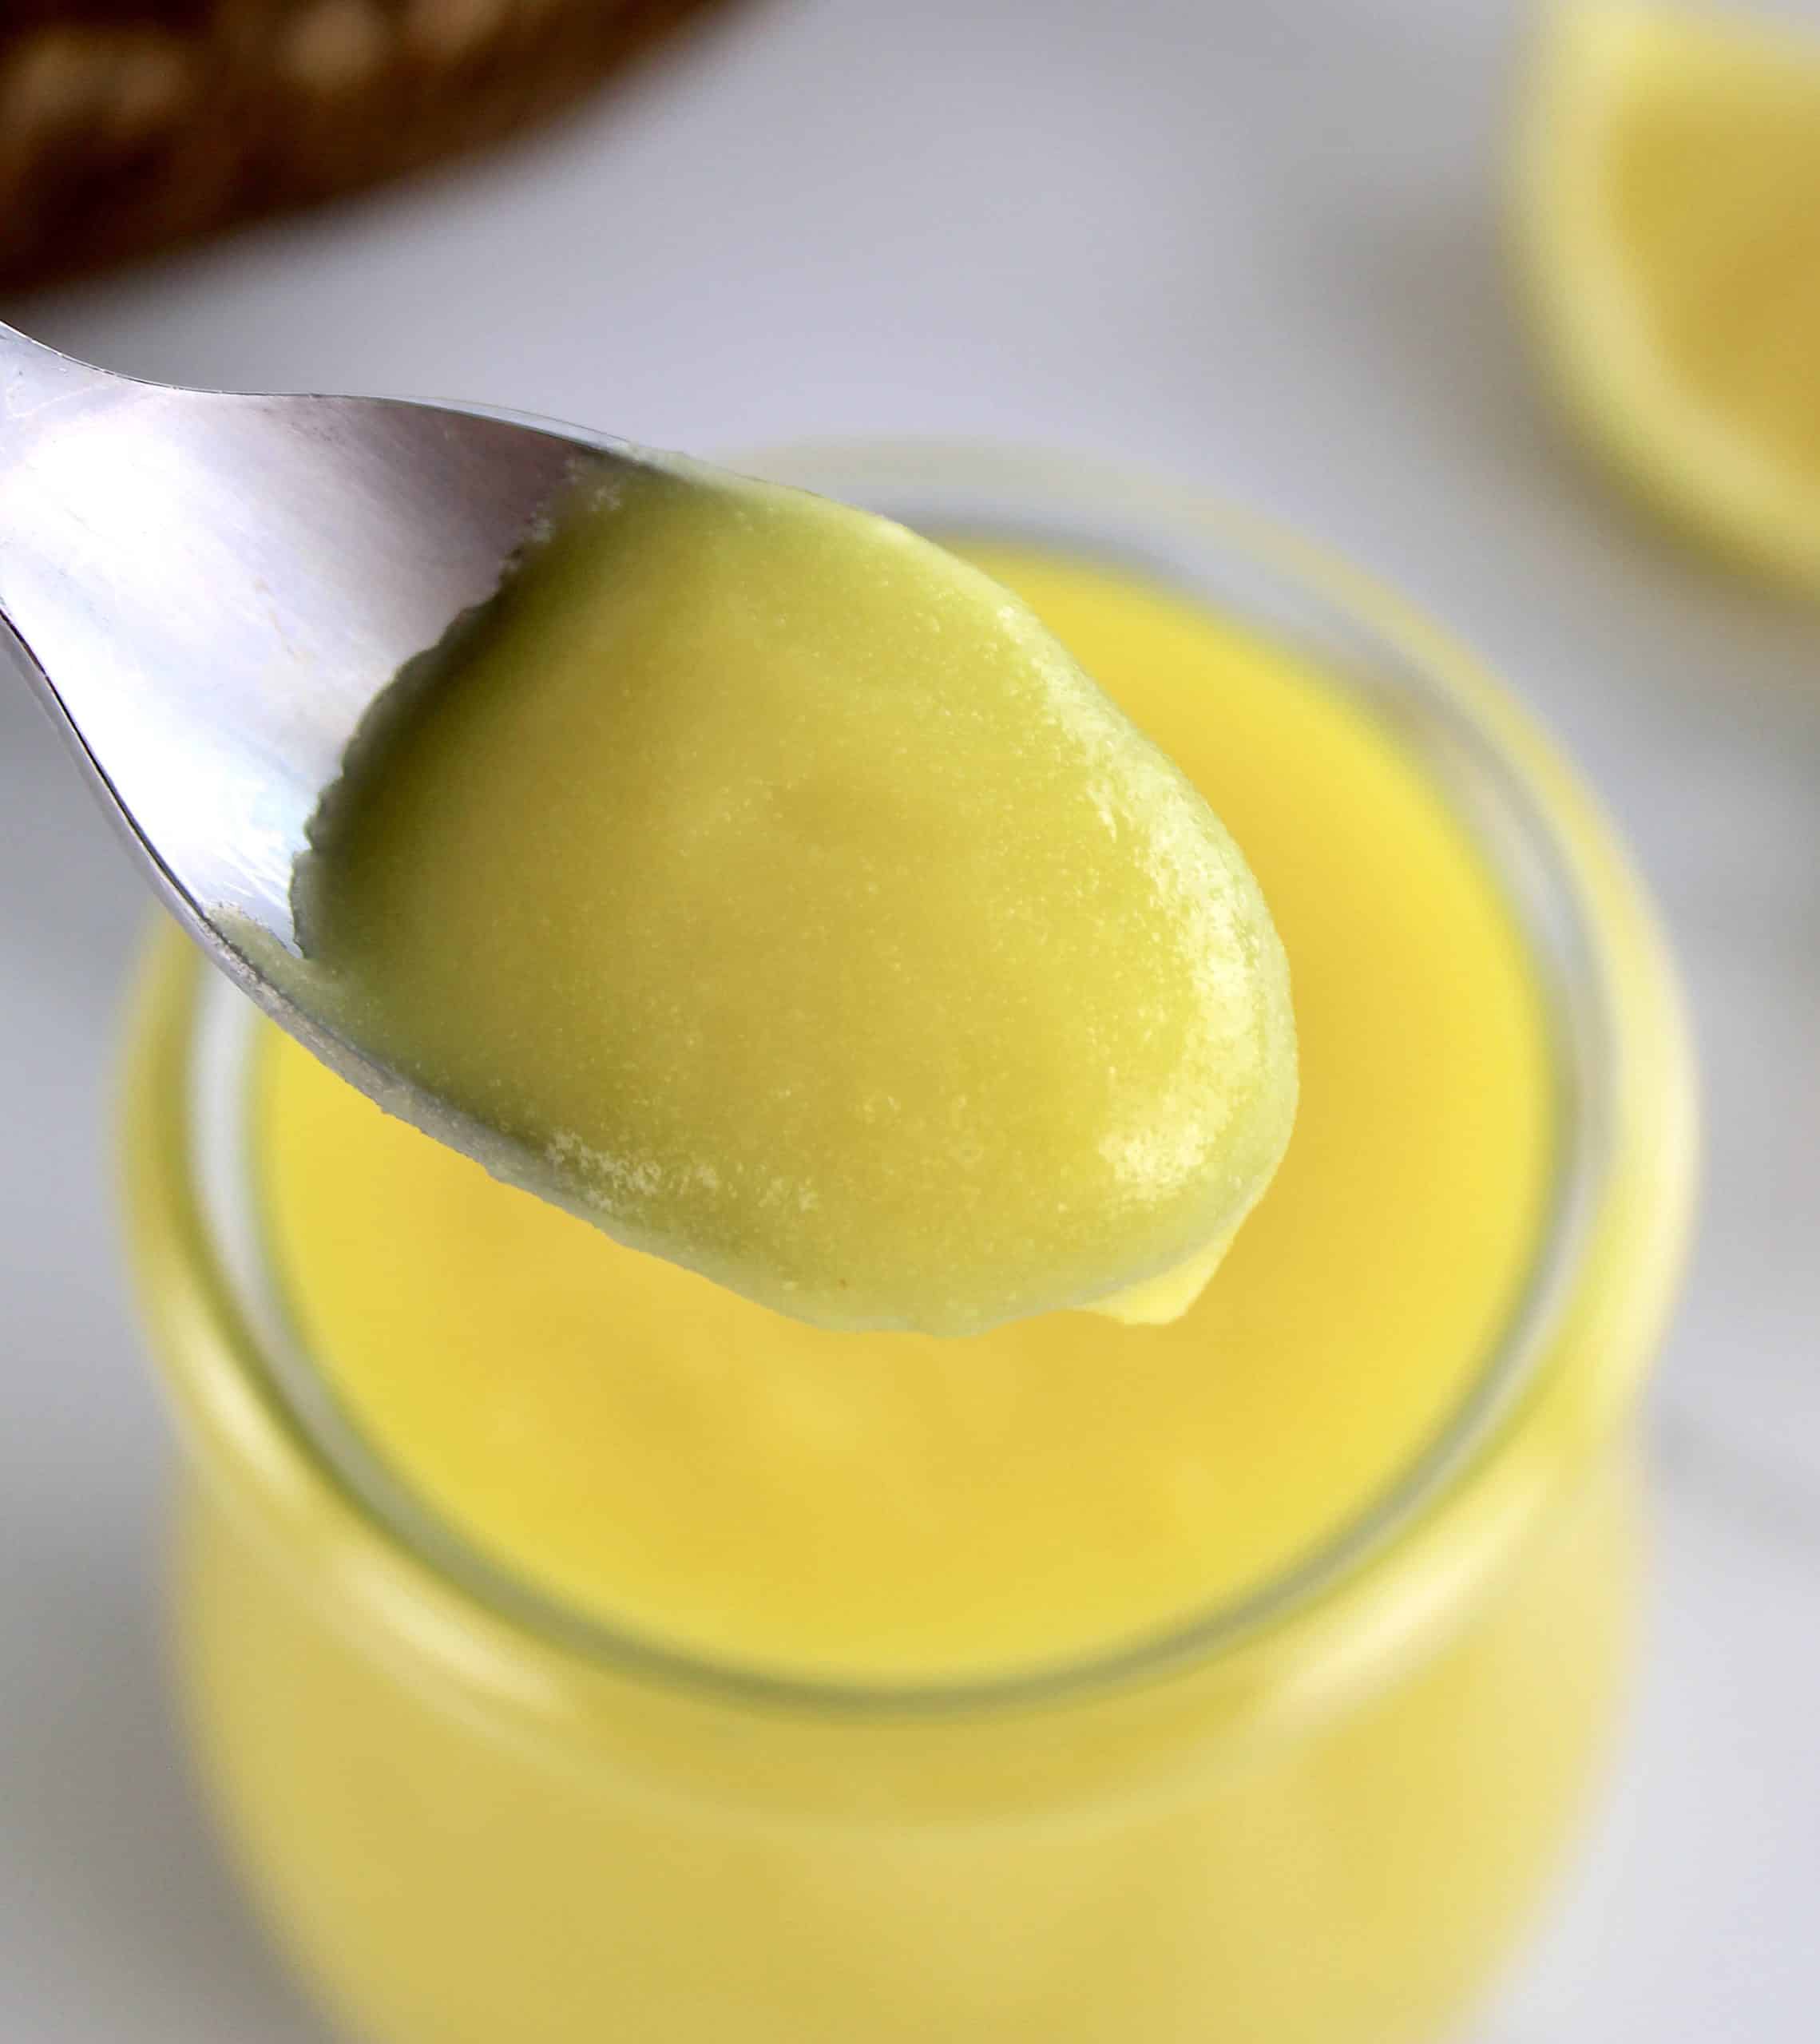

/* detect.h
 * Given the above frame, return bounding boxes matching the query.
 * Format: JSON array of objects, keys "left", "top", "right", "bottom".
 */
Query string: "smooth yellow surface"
[
  {"left": 1516, "top": 0, "right": 1820, "bottom": 590},
  {"left": 297, "top": 467, "right": 1295, "bottom": 1334},
  {"left": 258, "top": 547, "right": 1554, "bottom": 1684}
]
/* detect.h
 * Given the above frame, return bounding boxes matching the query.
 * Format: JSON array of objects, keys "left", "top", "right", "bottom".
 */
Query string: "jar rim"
[{"left": 128, "top": 435, "right": 1695, "bottom": 1723}]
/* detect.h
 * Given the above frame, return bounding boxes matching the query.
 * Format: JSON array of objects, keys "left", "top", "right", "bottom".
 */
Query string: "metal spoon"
[{"left": 0, "top": 318, "right": 644, "bottom": 1182}]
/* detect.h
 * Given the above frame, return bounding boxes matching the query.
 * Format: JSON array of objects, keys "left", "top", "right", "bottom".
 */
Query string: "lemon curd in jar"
[
  {"left": 124, "top": 461, "right": 1694, "bottom": 2044},
  {"left": 258, "top": 545, "right": 1549, "bottom": 1682}
]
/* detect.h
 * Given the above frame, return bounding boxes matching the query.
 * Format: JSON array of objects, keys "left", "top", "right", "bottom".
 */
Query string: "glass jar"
[{"left": 121, "top": 442, "right": 1695, "bottom": 2044}]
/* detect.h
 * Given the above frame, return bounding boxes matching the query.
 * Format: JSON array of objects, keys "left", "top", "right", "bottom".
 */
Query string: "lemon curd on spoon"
[{"left": 291, "top": 464, "right": 1297, "bottom": 1335}]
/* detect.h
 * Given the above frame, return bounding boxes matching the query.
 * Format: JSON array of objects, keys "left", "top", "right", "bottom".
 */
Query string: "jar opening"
[{"left": 167, "top": 444, "right": 1620, "bottom": 1718}]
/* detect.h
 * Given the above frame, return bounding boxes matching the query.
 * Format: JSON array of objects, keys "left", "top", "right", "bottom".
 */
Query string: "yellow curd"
[
  {"left": 124, "top": 457, "right": 1695, "bottom": 2044},
  {"left": 293, "top": 467, "right": 1295, "bottom": 1335}
]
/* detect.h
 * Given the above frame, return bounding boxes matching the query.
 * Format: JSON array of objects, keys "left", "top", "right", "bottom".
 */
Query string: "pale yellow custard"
[{"left": 293, "top": 464, "right": 1297, "bottom": 1335}]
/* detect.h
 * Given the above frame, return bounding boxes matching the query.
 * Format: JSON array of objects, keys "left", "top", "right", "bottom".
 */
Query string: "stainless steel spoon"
[{"left": 0, "top": 318, "right": 642, "bottom": 1180}]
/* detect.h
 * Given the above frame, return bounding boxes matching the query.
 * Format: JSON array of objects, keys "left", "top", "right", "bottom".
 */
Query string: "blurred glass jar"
[{"left": 121, "top": 442, "right": 1694, "bottom": 2044}]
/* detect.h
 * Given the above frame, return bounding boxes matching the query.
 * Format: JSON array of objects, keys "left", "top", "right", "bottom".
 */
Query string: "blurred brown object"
[{"left": 0, "top": 0, "right": 737, "bottom": 288}]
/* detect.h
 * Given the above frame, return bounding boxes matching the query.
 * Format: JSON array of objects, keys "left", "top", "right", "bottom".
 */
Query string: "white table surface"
[{"left": 2, "top": 2, "right": 1817, "bottom": 2037}]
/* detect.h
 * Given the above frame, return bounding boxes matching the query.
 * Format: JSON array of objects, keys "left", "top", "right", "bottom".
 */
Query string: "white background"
[{"left": 2, "top": 1, "right": 1818, "bottom": 2037}]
